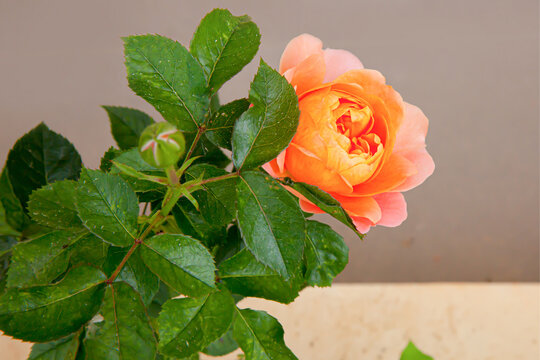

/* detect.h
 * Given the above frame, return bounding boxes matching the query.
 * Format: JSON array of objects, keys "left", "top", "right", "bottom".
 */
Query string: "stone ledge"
[{"left": 1, "top": 283, "right": 538, "bottom": 359}]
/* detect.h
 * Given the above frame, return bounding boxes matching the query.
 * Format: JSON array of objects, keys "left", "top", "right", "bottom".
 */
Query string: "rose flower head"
[{"left": 263, "top": 34, "right": 435, "bottom": 233}]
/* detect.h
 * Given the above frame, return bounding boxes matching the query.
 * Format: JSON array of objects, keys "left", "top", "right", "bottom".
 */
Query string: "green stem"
[
  {"left": 182, "top": 126, "right": 205, "bottom": 167},
  {"left": 185, "top": 172, "right": 238, "bottom": 190},
  {"left": 106, "top": 212, "right": 162, "bottom": 283}
]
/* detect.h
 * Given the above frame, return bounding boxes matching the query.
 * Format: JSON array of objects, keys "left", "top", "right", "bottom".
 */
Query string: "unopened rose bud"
[{"left": 138, "top": 123, "right": 186, "bottom": 168}]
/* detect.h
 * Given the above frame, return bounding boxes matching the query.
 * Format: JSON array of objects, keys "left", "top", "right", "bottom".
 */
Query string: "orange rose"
[{"left": 263, "top": 34, "right": 434, "bottom": 233}]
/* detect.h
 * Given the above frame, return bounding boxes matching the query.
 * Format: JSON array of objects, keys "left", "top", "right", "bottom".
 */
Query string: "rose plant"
[{"left": 0, "top": 8, "right": 433, "bottom": 360}]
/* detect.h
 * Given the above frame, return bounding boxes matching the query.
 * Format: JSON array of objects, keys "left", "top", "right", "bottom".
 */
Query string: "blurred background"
[{"left": 0, "top": 0, "right": 538, "bottom": 282}]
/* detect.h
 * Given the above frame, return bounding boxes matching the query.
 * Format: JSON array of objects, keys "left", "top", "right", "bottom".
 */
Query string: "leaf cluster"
[{"left": 0, "top": 8, "right": 362, "bottom": 360}]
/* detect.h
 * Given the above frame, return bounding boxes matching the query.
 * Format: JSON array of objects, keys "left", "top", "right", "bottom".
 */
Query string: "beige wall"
[{"left": 0, "top": 0, "right": 538, "bottom": 281}]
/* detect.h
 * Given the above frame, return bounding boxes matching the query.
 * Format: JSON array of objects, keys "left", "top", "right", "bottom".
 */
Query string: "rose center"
[{"left": 334, "top": 101, "right": 382, "bottom": 157}]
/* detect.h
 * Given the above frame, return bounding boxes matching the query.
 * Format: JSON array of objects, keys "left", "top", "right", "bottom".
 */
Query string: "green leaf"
[
  {"left": 84, "top": 282, "right": 157, "bottom": 360},
  {"left": 103, "top": 246, "right": 159, "bottom": 306},
  {"left": 124, "top": 35, "right": 209, "bottom": 132},
  {"left": 202, "top": 327, "right": 238, "bottom": 356},
  {"left": 0, "top": 167, "right": 28, "bottom": 231},
  {"left": 232, "top": 60, "right": 299, "bottom": 170},
  {"left": 110, "top": 149, "right": 167, "bottom": 200},
  {"left": 27, "top": 180, "right": 83, "bottom": 230},
  {"left": 191, "top": 9, "right": 261, "bottom": 93},
  {"left": 0, "top": 198, "right": 20, "bottom": 237},
  {"left": 172, "top": 198, "right": 227, "bottom": 248},
  {"left": 103, "top": 106, "right": 155, "bottom": 150},
  {"left": 304, "top": 220, "right": 348, "bottom": 287},
  {"left": 205, "top": 99, "right": 250, "bottom": 150},
  {"left": 214, "top": 224, "right": 244, "bottom": 265},
  {"left": 76, "top": 169, "right": 139, "bottom": 247},
  {"left": 184, "top": 164, "right": 237, "bottom": 226},
  {"left": 29, "top": 333, "right": 80, "bottom": 360},
  {"left": 69, "top": 233, "right": 109, "bottom": 269},
  {"left": 282, "top": 179, "right": 365, "bottom": 239},
  {"left": 400, "top": 341, "right": 434, "bottom": 360},
  {"left": 6, "top": 123, "right": 82, "bottom": 209},
  {"left": 219, "top": 248, "right": 303, "bottom": 304},
  {"left": 0, "top": 266, "right": 106, "bottom": 342},
  {"left": 236, "top": 171, "right": 305, "bottom": 279},
  {"left": 233, "top": 308, "right": 297, "bottom": 360},
  {"left": 140, "top": 234, "right": 216, "bottom": 297},
  {"left": 7, "top": 230, "right": 85, "bottom": 288},
  {"left": 158, "top": 289, "right": 235, "bottom": 358},
  {"left": 99, "top": 147, "right": 123, "bottom": 172}
]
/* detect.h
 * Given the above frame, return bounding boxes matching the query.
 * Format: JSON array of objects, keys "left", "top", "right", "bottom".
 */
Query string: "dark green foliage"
[
  {"left": 236, "top": 171, "right": 305, "bottom": 279},
  {"left": 205, "top": 99, "right": 250, "bottom": 150},
  {"left": 27, "top": 180, "right": 82, "bottom": 230},
  {"left": 124, "top": 35, "right": 209, "bottom": 132},
  {"left": 140, "top": 234, "right": 216, "bottom": 297},
  {"left": 84, "top": 282, "right": 157, "bottom": 360},
  {"left": 29, "top": 332, "right": 81, "bottom": 360},
  {"left": 191, "top": 8, "right": 260, "bottom": 93},
  {"left": 158, "top": 289, "right": 235, "bottom": 358},
  {"left": 304, "top": 220, "right": 349, "bottom": 287},
  {"left": 76, "top": 169, "right": 139, "bottom": 247},
  {"left": 5, "top": 123, "right": 82, "bottom": 209},
  {"left": 0, "top": 9, "right": 358, "bottom": 360},
  {"left": 7, "top": 230, "right": 85, "bottom": 288},
  {"left": 232, "top": 60, "right": 300, "bottom": 170},
  {"left": 0, "top": 266, "right": 106, "bottom": 342},
  {"left": 219, "top": 248, "right": 303, "bottom": 304},
  {"left": 103, "top": 106, "right": 155, "bottom": 150},
  {"left": 282, "top": 179, "right": 365, "bottom": 239},
  {"left": 233, "top": 308, "right": 298, "bottom": 360},
  {"left": 103, "top": 246, "right": 159, "bottom": 306}
]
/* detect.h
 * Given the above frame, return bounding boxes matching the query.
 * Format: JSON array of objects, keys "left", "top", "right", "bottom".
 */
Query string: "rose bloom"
[{"left": 263, "top": 34, "right": 435, "bottom": 233}]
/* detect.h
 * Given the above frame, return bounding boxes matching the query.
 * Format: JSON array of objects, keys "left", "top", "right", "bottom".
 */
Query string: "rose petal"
[
  {"left": 373, "top": 192, "right": 407, "bottom": 227},
  {"left": 299, "top": 199, "right": 325, "bottom": 214},
  {"left": 286, "top": 143, "right": 354, "bottom": 194},
  {"left": 393, "top": 148, "right": 435, "bottom": 192},
  {"left": 331, "top": 194, "right": 381, "bottom": 223},
  {"left": 279, "top": 34, "right": 323, "bottom": 74},
  {"left": 394, "top": 102, "right": 429, "bottom": 152},
  {"left": 323, "top": 48, "right": 364, "bottom": 83},
  {"left": 349, "top": 153, "right": 417, "bottom": 196},
  {"left": 291, "top": 53, "right": 326, "bottom": 95},
  {"left": 351, "top": 216, "right": 374, "bottom": 234}
]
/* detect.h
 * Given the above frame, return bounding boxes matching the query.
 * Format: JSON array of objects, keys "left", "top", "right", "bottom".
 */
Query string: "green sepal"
[{"left": 184, "top": 164, "right": 237, "bottom": 226}]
